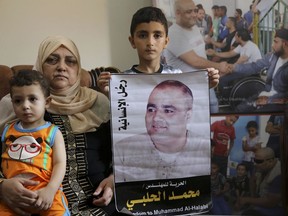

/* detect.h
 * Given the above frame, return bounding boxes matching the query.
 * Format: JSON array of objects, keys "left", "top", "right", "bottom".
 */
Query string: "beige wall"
[{"left": 0, "top": 0, "right": 151, "bottom": 71}]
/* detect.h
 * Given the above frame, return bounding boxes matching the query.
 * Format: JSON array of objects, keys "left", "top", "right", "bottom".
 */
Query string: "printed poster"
[{"left": 110, "top": 72, "right": 211, "bottom": 215}]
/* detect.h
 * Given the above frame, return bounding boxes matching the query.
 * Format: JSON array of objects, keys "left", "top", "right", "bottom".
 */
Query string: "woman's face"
[{"left": 42, "top": 46, "right": 79, "bottom": 91}]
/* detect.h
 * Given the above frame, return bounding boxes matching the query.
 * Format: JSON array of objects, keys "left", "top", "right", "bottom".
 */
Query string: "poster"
[{"left": 110, "top": 72, "right": 211, "bottom": 215}]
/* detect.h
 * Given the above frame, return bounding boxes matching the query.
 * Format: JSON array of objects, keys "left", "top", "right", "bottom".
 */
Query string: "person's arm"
[
  {"left": 252, "top": 0, "right": 260, "bottom": 14},
  {"left": 0, "top": 94, "right": 17, "bottom": 134},
  {"left": 207, "top": 49, "right": 238, "bottom": 59},
  {"left": 34, "top": 129, "right": 66, "bottom": 210},
  {"left": 265, "top": 121, "right": 281, "bottom": 134},
  {"left": 242, "top": 137, "right": 250, "bottom": 152},
  {"left": 224, "top": 52, "right": 272, "bottom": 76},
  {"left": 235, "top": 55, "right": 248, "bottom": 64},
  {"left": 207, "top": 68, "right": 220, "bottom": 88},
  {"left": 205, "top": 37, "right": 226, "bottom": 49},
  {"left": 227, "top": 139, "right": 235, "bottom": 155},
  {"left": 179, "top": 50, "right": 229, "bottom": 74}
]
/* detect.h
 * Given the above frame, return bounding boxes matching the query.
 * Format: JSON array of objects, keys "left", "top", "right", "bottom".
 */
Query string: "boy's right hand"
[{"left": 97, "top": 72, "right": 111, "bottom": 94}]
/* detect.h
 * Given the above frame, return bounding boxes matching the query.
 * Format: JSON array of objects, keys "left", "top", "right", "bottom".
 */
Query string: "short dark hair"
[
  {"left": 10, "top": 69, "right": 50, "bottom": 98},
  {"left": 246, "top": 120, "right": 258, "bottom": 130},
  {"left": 228, "top": 16, "right": 237, "bottom": 27},
  {"left": 196, "top": 4, "right": 203, "bottom": 9},
  {"left": 237, "top": 29, "right": 251, "bottom": 41},
  {"left": 220, "top": 6, "right": 227, "bottom": 14},
  {"left": 130, "top": 6, "right": 168, "bottom": 36},
  {"left": 235, "top": 8, "right": 242, "bottom": 16},
  {"left": 212, "top": 5, "right": 219, "bottom": 10}
]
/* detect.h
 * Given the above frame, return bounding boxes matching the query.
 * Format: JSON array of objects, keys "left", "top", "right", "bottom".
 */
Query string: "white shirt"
[{"left": 233, "top": 40, "right": 262, "bottom": 63}]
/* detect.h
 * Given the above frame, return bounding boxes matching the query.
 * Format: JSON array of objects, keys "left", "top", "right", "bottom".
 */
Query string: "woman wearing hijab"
[{"left": 0, "top": 35, "right": 118, "bottom": 216}]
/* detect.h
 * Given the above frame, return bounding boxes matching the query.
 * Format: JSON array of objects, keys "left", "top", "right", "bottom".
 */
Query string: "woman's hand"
[
  {"left": 0, "top": 178, "right": 39, "bottom": 216},
  {"left": 92, "top": 174, "right": 114, "bottom": 206},
  {"left": 207, "top": 68, "right": 220, "bottom": 89},
  {"left": 97, "top": 72, "right": 111, "bottom": 95}
]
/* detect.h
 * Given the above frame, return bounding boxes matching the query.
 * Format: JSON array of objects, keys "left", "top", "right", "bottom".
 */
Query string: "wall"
[{"left": 0, "top": 0, "right": 151, "bottom": 71}]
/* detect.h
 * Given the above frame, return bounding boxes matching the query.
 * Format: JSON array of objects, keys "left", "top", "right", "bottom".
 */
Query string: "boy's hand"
[
  {"left": 207, "top": 68, "right": 219, "bottom": 89},
  {"left": 34, "top": 187, "right": 54, "bottom": 211},
  {"left": 97, "top": 72, "right": 111, "bottom": 94}
]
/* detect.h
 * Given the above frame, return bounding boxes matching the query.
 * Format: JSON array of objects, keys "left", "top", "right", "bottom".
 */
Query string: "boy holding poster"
[{"left": 99, "top": 6, "right": 219, "bottom": 216}]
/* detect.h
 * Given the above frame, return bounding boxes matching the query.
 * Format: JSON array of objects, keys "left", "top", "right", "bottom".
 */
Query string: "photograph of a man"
[{"left": 113, "top": 78, "right": 210, "bottom": 183}]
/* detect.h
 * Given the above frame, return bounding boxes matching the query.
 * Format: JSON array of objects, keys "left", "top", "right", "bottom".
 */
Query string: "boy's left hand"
[
  {"left": 34, "top": 187, "right": 54, "bottom": 210},
  {"left": 207, "top": 68, "right": 219, "bottom": 89},
  {"left": 97, "top": 72, "right": 111, "bottom": 94}
]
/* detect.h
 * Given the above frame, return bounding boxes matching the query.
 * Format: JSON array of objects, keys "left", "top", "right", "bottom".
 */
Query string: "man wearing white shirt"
[{"left": 207, "top": 29, "right": 262, "bottom": 64}]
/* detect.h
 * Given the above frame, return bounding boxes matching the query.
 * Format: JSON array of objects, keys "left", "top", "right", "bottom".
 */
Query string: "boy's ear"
[
  {"left": 164, "top": 36, "right": 170, "bottom": 48},
  {"left": 45, "top": 96, "right": 52, "bottom": 108},
  {"left": 128, "top": 36, "right": 136, "bottom": 49}
]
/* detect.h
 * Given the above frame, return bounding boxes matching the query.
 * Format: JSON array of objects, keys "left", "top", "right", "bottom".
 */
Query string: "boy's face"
[
  {"left": 248, "top": 127, "right": 257, "bottom": 137},
  {"left": 225, "top": 115, "right": 238, "bottom": 127},
  {"left": 211, "top": 163, "right": 219, "bottom": 175},
  {"left": 11, "top": 84, "right": 50, "bottom": 129},
  {"left": 197, "top": 9, "right": 205, "bottom": 21},
  {"left": 236, "top": 165, "right": 247, "bottom": 177},
  {"left": 129, "top": 21, "right": 169, "bottom": 63}
]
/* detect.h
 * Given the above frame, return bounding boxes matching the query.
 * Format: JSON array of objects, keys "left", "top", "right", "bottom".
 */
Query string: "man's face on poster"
[{"left": 145, "top": 86, "right": 192, "bottom": 147}]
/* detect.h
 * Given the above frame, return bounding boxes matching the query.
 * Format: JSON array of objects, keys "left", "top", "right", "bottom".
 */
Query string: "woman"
[{"left": 0, "top": 36, "right": 118, "bottom": 216}]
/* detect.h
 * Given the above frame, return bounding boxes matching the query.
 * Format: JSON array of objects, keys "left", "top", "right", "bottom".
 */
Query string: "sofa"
[{"left": 0, "top": 64, "right": 121, "bottom": 100}]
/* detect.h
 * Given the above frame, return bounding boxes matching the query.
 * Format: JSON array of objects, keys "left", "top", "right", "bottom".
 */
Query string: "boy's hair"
[
  {"left": 246, "top": 120, "right": 258, "bottom": 130},
  {"left": 196, "top": 4, "right": 203, "bottom": 9},
  {"left": 219, "top": 6, "right": 227, "bottom": 14},
  {"left": 235, "top": 8, "right": 243, "bottom": 16},
  {"left": 130, "top": 6, "right": 168, "bottom": 36},
  {"left": 236, "top": 163, "right": 247, "bottom": 171},
  {"left": 10, "top": 69, "right": 50, "bottom": 98}
]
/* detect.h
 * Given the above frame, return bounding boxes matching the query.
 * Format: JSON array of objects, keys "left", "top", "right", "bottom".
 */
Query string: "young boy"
[
  {"left": 211, "top": 115, "right": 239, "bottom": 177},
  {"left": 96, "top": 6, "right": 219, "bottom": 94},
  {"left": 229, "top": 163, "right": 250, "bottom": 211},
  {"left": 0, "top": 70, "right": 69, "bottom": 215},
  {"left": 210, "top": 160, "right": 231, "bottom": 215}
]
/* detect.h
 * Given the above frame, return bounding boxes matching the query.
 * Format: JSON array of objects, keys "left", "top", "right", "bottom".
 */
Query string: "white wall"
[{"left": 0, "top": 0, "right": 151, "bottom": 71}]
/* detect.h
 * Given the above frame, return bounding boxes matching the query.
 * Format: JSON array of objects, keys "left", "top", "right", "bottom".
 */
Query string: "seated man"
[
  {"left": 238, "top": 147, "right": 285, "bottom": 216},
  {"left": 220, "top": 28, "right": 288, "bottom": 112},
  {"left": 205, "top": 17, "right": 239, "bottom": 62},
  {"left": 207, "top": 29, "right": 262, "bottom": 64}
]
